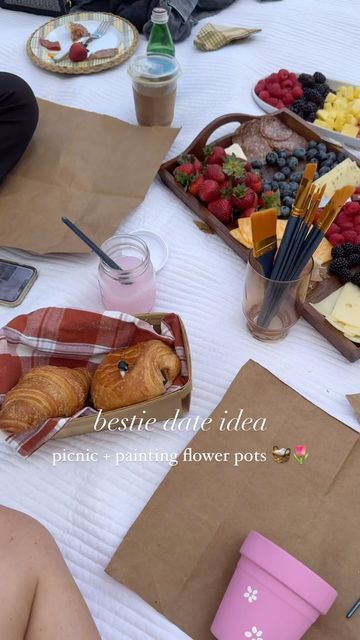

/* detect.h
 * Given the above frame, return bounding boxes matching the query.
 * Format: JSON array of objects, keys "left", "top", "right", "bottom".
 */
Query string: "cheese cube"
[{"left": 341, "top": 123, "right": 359, "bottom": 137}]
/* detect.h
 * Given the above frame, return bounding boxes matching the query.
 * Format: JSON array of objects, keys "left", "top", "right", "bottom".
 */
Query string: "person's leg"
[
  {"left": 0, "top": 73, "right": 39, "bottom": 182},
  {"left": 0, "top": 505, "right": 101, "bottom": 640}
]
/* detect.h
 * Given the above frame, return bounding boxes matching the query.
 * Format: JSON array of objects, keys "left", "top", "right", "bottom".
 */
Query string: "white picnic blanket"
[{"left": 0, "top": 1, "right": 359, "bottom": 638}]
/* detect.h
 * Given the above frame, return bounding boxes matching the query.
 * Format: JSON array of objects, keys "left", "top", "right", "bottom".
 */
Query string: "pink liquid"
[{"left": 98, "top": 255, "right": 156, "bottom": 313}]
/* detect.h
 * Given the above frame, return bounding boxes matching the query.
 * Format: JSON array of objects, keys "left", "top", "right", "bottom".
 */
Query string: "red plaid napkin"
[{"left": 0, "top": 308, "right": 189, "bottom": 457}]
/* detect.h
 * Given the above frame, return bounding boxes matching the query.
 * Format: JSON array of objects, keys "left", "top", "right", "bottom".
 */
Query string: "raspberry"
[
  {"left": 327, "top": 223, "right": 340, "bottom": 236},
  {"left": 282, "top": 92, "right": 294, "bottom": 105},
  {"left": 328, "top": 233, "right": 345, "bottom": 246},
  {"left": 289, "top": 72, "right": 297, "bottom": 83},
  {"left": 343, "top": 230, "right": 358, "bottom": 242},
  {"left": 269, "top": 83, "right": 282, "bottom": 98},
  {"left": 281, "top": 79, "right": 293, "bottom": 90},
  {"left": 259, "top": 90, "right": 270, "bottom": 102},
  {"left": 292, "top": 85, "right": 303, "bottom": 99},
  {"left": 277, "top": 101, "right": 285, "bottom": 109},
  {"left": 353, "top": 215, "right": 360, "bottom": 226},
  {"left": 255, "top": 80, "right": 266, "bottom": 94},
  {"left": 340, "top": 220, "right": 356, "bottom": 231},
  {"left": 269, "top": 72, "right": 279, "bottom": 83},
  {"left": 278, "top": 69, "right": 289, "bottom": 81},
  {"left": 267, "top": 97, "right": 279, "bottom": 107},
  {"left": 343, "top": 201, "right": 360, "bottom": 216}
]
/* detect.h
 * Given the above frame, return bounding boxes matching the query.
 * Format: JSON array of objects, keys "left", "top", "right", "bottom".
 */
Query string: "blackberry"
[
  {"left": 331, "top": 245, "right": 346, "bottom": 258},
  {"left": 317, "top": 84, "right": 331, "bottom": 97},
  {"left": 313, "top": 72, "right": 327, "bottom": 84},
  {"left": 298, "top": 73, "right": 316, "bottom": 87},
  {"left": 352, "top": 272, "right": 360, "bottom": 287},
  {"left": 291, "top": 99, "right": 307, "bottom": 115},
  {"left": 329, "top": 258, "right": 348, "bottom": 274},
  {"left": 303, "top": 101, "right": 318, "bottom": 116},
  {"left": 343, "top": 242, "right": 356, "bottom": 255},
  {"left": 339, "top": 269, "right": 354, "bottom": 284},
  {"left": 305, "top": 111, "right": 317, "bottom": 123},
  {"left": 347, "top": 253, "right": 360, "bottom": 267},
  {"left": 303, "top": 88, "right": 323, "bottom": 106}
]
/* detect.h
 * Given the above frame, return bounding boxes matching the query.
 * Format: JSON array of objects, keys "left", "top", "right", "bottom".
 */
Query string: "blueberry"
[
  {"left": 273, "top": 171, "right": 285, "bottom": 182},
  {"left": 283, "top": 196, "right": 294, "bottom": 208},
  {"left": 276, "top": 157, "right": 286, "bottom": 168},
  {"left": 317, "top": 142, "right": 327, "bottom": 153},
  {"left": 282, "top": 166, "right": 291, "bottom": 178},
  {"left": 318, "top": 165, "right": 330, "bottom": 176},
  {"left": 337, "top": 151, "right": 348, "bottom": 162},
  {"left": 290, "top": 171, "right": 302, "bottom": 182},
  {"left": 289, "top": 181, "right": 299, "bottom": 193},
  {"left": 279, "top": 182, "right": 291, "bottom": 196},
  {"left": 317, "top": 150, "right": 327, "bottom": 161},
  {"left": 263, "top": 181, "right": 272, "bottom": 192},
  {"left": 251, "top": 159, "right": 263, "bottom": 169},
  {"left": 326, "top": 151, "right": 337, "bottom": 164},
  {"left": 306, "top": 148, "right": 318, "bottom": 160},
  {"left": 321, "top": 157, "right": 333, "bottom": 167},
  {"left": 287, "top": 156, "right": 299, "bottom": 169},
  {"left": 280, "top": 206, "right": 291, "bottom": 217},
  {"left": 293, "top": 147, "right": 306, "bottom": 159},
  {"left": 308, "top": 140, "right": 318, "bottom": 148},
  {"left": 266, "top": 151, "right": 278, "bottom": 166},
  {"left": 271, "top": 180, "right": 279, "bottom": 190},
  {"left": 278, "top": 150, "right": 289, "bottom": 159}
]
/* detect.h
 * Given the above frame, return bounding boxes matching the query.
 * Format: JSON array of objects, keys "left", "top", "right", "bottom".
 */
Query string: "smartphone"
[{"left": 0, "top": 259, "right": 38, "bottom": 307}]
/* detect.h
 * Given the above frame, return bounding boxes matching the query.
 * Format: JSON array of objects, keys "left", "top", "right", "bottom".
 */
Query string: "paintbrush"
[
  {"left": 270, "top": 163, "right": 317, "bottom": 281},
  {"left": 251, "top": 208, "right": 278, "bottom": 278}
]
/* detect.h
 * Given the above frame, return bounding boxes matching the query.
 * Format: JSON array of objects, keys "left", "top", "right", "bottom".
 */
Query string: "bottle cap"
[{"left": 151, "top": 7, "right": 169, "bottom": 23}]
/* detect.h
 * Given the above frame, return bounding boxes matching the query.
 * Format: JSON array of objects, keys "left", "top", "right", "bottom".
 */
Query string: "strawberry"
[
  {"left": 69, "top": 42, "right": 88, "bottom": 62},
  {"left": 245, "top": 172, "right": 263, "bottom": 194},
  {"left": 198, "top": 179, "right": 221, "bottom": 203},
  {"left": 204, "top": 145, "right": 226, "bottom": 165},
  {"left": 223, "top": 155, "right": 246, "bottom": 179},
  {"left": 242, "top": 207, "right": 257, "bottom": 218},
  {"left": 262, "top": 190, "right": 281, "bottom": 212},
  {"left": 208, "top": 198, "right": 233, "bottom": 223},
  {"left": 231, "top": 185, "right": 256, "bottom": 211},
  {"left": 174, "top": 162, "right": 196, "bottom": 188},
  {"left": 188, "top": 174, "right": 205, "bottom": 197},
  {"left": 204, "top": 164, "right": 226, "bottom": 183},
  {"left": 178, "top": 153, "right": 203, "bottom": 172}
]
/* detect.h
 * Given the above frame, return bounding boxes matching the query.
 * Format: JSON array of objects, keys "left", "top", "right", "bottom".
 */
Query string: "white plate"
[
  {"left": 50, "top": 21, "right": 122, "bottom": 60},
  {"left": 252, "top": 78, "right": 360, "bottom": 150}
]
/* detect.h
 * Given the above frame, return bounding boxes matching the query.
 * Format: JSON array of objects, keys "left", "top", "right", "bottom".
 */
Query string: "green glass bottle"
[{"left": 147, "top": 7, "right": 175, "bottom": 57}]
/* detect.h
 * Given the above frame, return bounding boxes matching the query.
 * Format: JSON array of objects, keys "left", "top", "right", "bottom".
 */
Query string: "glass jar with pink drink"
[{"left": 98, "top": 234, "right": 156, "bottom": 313}]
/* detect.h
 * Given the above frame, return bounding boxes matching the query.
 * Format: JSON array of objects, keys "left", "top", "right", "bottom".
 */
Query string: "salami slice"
[
  {"left": 39, "top": 38, "right": 61, "bottom": 51},
  {"left": 88, "top": 48, "right": 118, "bottom": 60},
  {"left": 260, "top": 116, "right": 292, "bottom": 142}
]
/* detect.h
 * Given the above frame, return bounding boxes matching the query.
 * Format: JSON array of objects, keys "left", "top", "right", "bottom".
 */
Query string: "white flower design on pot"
[
  {"left": 244, "top": 626, "right": 263, "bottom": 639},
  {"left": 243, "top": 586, "right": 258, "bottom": 604}
]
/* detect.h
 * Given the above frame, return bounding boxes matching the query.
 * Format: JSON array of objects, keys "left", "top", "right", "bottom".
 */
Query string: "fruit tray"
[{"left": 159, "top": 111, "right": 360, "bottom": 362}]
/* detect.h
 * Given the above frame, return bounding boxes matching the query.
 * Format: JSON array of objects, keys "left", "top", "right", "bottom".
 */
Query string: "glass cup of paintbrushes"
[{"left": 242, "top": 165, "right": 355, "bottom": 341}]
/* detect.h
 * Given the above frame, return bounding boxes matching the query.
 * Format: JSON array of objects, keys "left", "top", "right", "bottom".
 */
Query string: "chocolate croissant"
[
  {"left": 0, "top": 365, "right": 92, "bottom": 433},
  {"left": 91, "top": 340, "right": 181, "bottom": 411}
]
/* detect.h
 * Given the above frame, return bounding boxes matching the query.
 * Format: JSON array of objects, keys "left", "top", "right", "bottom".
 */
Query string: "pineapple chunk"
[
  {"left": 337, "top": 85, "right": 347, "bottom": 96},
  {"left": 341, "top": 123, "right": 359, "bottom": 137},
  {"left": 349, "top": 99, "right": 360, "bottom": 115},
  {"left": 326, "top": 92, "right": 336, "bottom": 104},
  {"left": 346, "top": 113, "right": 357, "bottom": 125},
  {"left": 355, "top": 87, "right": 360, "bottom": 98},
  {"left": 314, "top": 119, "right": 331, "bottom": 129},
  {"left": 334, "top": 113, "right": 346, "bottom": 131},
  {"left": 344, "top": 86, "right": 355, "bottom": 100},
  {"left": 334, "top": 97, "right": 348, "bottom": 109},
  {"left": 316, "top": 109, "right": 329, "bottom": 121}
]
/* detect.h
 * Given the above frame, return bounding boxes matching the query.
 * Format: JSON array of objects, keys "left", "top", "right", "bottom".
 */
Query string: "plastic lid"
[
  {"left": 240, "top": 531, "right": 337, "bottom": 615},
  {"left": 151, "top": 7, "right": 169, "bottom": 23},
  {"left": 130, "top": 229, "right": 168, "bottom": 272},
  {"left": 128, "top": 54, "right": 180, "bottom": 83}
]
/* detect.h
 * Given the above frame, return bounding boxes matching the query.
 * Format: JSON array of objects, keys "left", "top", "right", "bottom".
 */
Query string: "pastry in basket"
[
  {"left": 0, "top": 365, "right": 92, "bottom": 433},
  {"left": 91, "top": 340, "right": 181, "bottom": 411},
  {"left": 68, "top": 22, "right": 90, "bottom": 42}
]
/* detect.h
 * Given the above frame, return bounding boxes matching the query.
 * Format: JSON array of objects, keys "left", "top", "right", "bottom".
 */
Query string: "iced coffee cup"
[
  {"left": 128, "top": 54, "right": 181, "bottom": 127},
  {"left": 211, "top": 531, "right": 337, "bottom": 640}
]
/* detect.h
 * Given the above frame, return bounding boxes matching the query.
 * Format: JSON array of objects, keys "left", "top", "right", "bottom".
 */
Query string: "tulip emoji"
[{"left": 294, "top": 445, "right": 309, "bottom": 465}]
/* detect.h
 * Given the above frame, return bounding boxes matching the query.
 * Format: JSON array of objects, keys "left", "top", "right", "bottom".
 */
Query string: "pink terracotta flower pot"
[{"left": 211, "top": 531, "right": 337, "bottom": 640}]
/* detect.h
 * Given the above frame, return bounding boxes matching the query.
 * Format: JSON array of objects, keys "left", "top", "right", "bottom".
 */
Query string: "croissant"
[
  {"left": 91, "top": 340, "right": 181, "bottom": 411},
  {"left": 0, "top": 365, "right": 92, "bottom": 433}
]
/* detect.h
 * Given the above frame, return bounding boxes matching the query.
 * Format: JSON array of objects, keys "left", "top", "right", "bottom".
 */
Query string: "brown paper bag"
[
  {"left": 107, "top": 360, "right": 360, "bottom": 640},
  {"left": 0, "top": 99, "right": 179, "bottom": 253},
  {"left": 347, "top": 394, "right": 360, "bottom": 421}
]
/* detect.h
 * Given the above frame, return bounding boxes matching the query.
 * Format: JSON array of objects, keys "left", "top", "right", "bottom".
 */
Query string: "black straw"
[
  {"left": 346, "top": 598, "right": 360, "bottom": 619},
  {"left": 62, "top": 217, "right": 121, "bottom": 270}
]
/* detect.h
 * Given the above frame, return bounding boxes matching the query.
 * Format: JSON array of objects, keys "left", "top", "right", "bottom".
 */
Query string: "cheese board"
[{"left": 159, "top": 110, "right": 360, "bottom": 361}]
